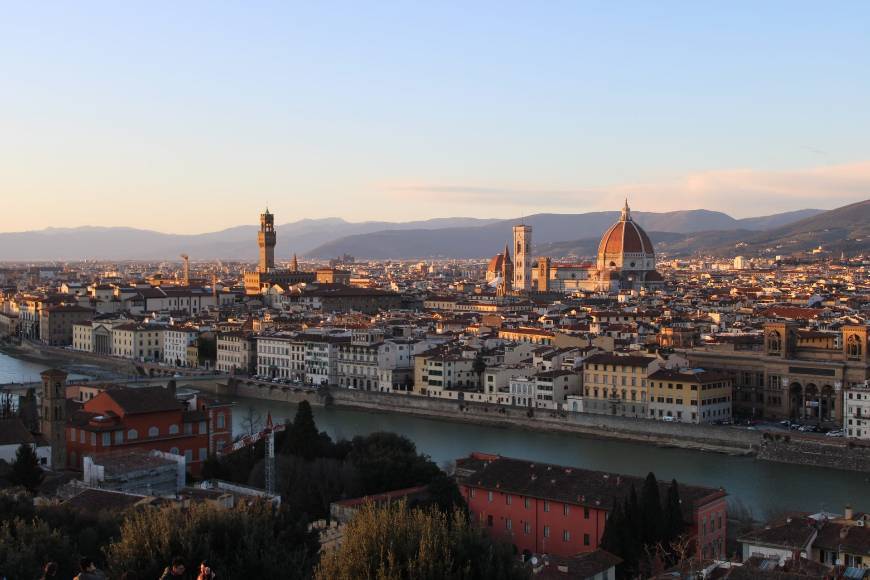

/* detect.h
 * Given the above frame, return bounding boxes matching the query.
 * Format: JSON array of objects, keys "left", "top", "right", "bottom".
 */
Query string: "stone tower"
[
  {"left": 512, "top": 224, "right": 532, "bottom": 291},
  {"left": 40, "top": 368, "right": 67, "bottom": 469},
  {"left": 496, "top": 243, "right": 513, "bottom": 297},
  {"left": 258, "top": 208, "right": 277, "bottom": 273}
]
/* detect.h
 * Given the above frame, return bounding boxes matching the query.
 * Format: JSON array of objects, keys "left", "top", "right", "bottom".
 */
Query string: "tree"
[
  {"left": 283, "top": 401, "right": 320, "bottom": 459},
  {"left": 315, "top": 500, "right": 527, "bottom": 580},
  {"left": 9, "top": 444, "right": 43, "bottom": 493},
  {"left": 640, "top": 472, "right": 664, "bottom": 547},
  {"left": 662, "top": 479, "right": 686, "bottom": 546},
  {"left": 0, "top": 517, "right": 73, "bottom": 579},
  {"left": 347, "top": 432, "right": 440, "bottom": 495},
  {"left": 105, "top": 500, "right": 317, "bottom": 580}
]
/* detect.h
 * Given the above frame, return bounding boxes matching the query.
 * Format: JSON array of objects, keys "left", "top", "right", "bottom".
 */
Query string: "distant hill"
[
  {"left": 306, "top": 208, "right": 824, "bottom": 260},
  {"left": 0, "top": 206, "right": 834, "bottom": 261}
]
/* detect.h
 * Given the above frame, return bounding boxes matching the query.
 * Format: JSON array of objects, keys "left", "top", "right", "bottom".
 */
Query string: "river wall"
[
  {"left": 757, "top": 437, "right": 870, "bottom": 473},
  {"left": 198, "top": 378, "right": 762, "bottom": 455}
]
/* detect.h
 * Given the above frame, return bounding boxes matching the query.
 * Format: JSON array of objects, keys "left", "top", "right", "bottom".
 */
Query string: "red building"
[
  {"left": 66, "top": 385, "right": 223, "bottom": 475},
  {"left": 455, "top": 452, "right": 727, "bottom": 561}
]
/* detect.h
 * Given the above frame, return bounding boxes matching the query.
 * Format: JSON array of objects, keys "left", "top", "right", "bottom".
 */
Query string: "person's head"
[
  {"left": 171, "top": 557, "right": 186, "bottom": 575},
  {"left": 80, "top": 558, "right": 95, "bottom": 572},
  {"left": 43, "top": 562, "right": 58, "bottom": 576},
  {"left": 200, "top": 560, "right": 212, "bottom": 575}
]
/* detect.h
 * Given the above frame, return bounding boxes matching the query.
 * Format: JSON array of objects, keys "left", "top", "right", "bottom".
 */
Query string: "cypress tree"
[
  {"left": 663, "top": 479, "right": 686, "bottom": 545},
  {"left": 284, "top": 401, "right": 320, "bottom": 460},
  {"left": 10, "top": 444, "right": 44, "bottom": 493},
  {"left": 640, "top": 472, "right": 664, "bottom": 547},
  {"left": 600, "top": 498, "right": 624, "bottom": 556}
]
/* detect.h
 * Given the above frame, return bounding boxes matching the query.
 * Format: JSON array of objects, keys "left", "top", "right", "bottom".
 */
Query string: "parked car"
[{"left": 825, "top": 430, "right": 845, "bottom": 437}]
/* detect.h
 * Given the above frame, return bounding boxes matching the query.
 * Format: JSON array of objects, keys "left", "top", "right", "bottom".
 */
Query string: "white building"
[
  {"left": 304, "top": 333, "right": 351, "bottom": 386},
  {"left": 216, "top": 332, "right": 256, "bottom": 375},
  {"left": 845, "top": 382, "right": 870, "bottom": 440},
  {"left": 163, "top": 327, "right": 200, "bottom": 367},
  {"left": 256, "top": 333, "right": 306, "bottom": 380}
]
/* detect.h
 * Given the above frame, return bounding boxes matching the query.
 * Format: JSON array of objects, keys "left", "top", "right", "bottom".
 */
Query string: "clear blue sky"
[{"left": 1, "top": 1, "right": 868, "bottom": 233}]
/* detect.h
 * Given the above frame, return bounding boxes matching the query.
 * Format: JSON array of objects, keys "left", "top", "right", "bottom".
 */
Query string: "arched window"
[
  {"left": 848, "top": 335, "right": 863, "bottom": 358},
  {"left": 148, "top": 426, "right": 159, "bottom": 438},
  {"left": 127, "top": 429, "right": 138, "bottom": 440},
  {"left": 768, "top": 331, "right": 782, "bottom": 353},
  {"left": 168, "top": 424, "right": 179, "bottom": 435}
]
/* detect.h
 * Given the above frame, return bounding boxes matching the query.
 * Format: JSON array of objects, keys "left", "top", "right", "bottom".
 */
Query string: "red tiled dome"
[{"left": 598, "top": 220, "right": 654, "bottom": 256}]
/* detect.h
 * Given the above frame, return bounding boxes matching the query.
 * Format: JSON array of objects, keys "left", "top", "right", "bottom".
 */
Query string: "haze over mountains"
[{"left": 2, "top": 203, "right": 866, "bottom": 261}]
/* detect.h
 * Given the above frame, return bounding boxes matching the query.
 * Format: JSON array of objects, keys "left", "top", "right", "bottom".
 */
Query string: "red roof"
[{"left": 598, "top": 219, "right": 654, "bottom": 256}]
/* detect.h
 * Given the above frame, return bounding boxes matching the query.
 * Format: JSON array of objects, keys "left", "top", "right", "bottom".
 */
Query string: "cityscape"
[{"left": 2, "top": 3, "right": 870, "bottom": 580}]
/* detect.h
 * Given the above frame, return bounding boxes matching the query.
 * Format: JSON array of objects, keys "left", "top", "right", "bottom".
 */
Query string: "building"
[
  {"left": 845, "top": 382, "right": 870, "bottom": 439},
  {"left": 647, "top": 368, "right": 732, "bottom": 424},
  {"left": 82, "top": 450, "right": 185, "bottom": 497},
  {"left": 111, "top": 323, "right": 164, "bottom": 361},
  {"left": 0, "top": 417, "right": 51, "bottom": 467},
  {"left": 244, "top": 209, "right": 316, "bottom": 295},
  {"left": 38, "top": 304, "right": 93, "bottom": 346},
  {"left": 315, "top": 268, "right": 352, "bottom": 285},
  {"left": 304, "top": 333, "right": 351, "bottom": 385},
  {"left": 456, "top": 452, "right": 727, "bottom": 561},
  {"left": 298, "top": 285, "right": 402, "bottom": 314},
  {"left": 66, "top": 385, "right": 211, "bottom": 474},
  {"left": 582, "top": 353, "right": 658, "bottom": 417},
  {"left": 498, "top": 327, "right": 555, "bottom": 345},
  {"left": 683, "top": 323, "right": 870, "bottom": 423},
  {"left": 163, "top": 326, "right": 199, "bottom": 367},
  {"left": 216, "top": 331, "right": 256, "bottom": 375},
  {"left": 256, "top": 333, "right": 306, "bottom": 380},
  {"left": 533, "top": 370, "right": 582, "bottom": 410},
  {"left": 530, "top": 201, "right": 664, "bottom": 293},
  {"left": 513, "top": 224, "right": 532, "bottom": 291},
  {"left": 414, "top": 347, "right": 480, "bottom": 396},
  {"left": 40, "top": 369, "right": 67, "bottom": 469},
  {"left": 337, "top": 328, "right": 384, "bottom": 390}
]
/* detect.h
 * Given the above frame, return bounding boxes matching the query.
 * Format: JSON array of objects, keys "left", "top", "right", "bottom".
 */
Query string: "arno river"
[{"left": 2, "top": 352, "right": 868, "bottom": 517}]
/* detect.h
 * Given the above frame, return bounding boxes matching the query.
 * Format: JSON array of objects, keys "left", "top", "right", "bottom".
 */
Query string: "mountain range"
[{"left": 1, "top": 203, "right": 865, "bottom": 261}]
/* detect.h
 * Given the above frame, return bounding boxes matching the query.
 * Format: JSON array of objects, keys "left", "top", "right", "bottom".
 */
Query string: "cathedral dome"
[
  {"left": 596, "top": 201, "right": 655, "bottom": 271},
  {"left": 485, "top": 245, "right": 513, "bottom": 283}
]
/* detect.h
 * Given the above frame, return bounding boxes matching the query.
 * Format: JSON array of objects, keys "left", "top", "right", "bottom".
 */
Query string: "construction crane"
[
  {"left": 221, "top": 412, "right": 285, "bottom": 495},
  {"left": 180, "top": 254, "right": 190, "bottom": 286}
]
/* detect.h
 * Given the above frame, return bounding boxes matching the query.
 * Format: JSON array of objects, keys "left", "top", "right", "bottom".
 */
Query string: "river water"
[
  {"left": 1, "top": 352, "right": 867, "bottom": 516},
  {"left": 226, "top": 396, "right": 870, "bottom": 518}
]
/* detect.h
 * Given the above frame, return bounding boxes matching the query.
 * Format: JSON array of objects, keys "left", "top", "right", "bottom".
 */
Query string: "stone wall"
[{"left": 757, "top": 437, "right": 870, "bottom": 473}]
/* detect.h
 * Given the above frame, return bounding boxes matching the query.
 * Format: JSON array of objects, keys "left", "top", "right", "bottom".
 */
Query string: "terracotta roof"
[
  {"left": 598, "top": 218, "right": 654, "bottom": 257},
  {"left": 98, "top": 386, "right": 181, "bottom": 415}
]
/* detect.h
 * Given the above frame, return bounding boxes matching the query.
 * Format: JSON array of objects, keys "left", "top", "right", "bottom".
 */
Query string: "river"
[
  {"left": 1, "top": 351, "right": 867, "bottom": 517},
  {"left": 225, "top": 396, "right": 870, "bottom": 518}
]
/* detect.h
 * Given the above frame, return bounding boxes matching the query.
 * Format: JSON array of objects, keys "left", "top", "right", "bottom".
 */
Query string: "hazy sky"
[{"left": 2, "top": 1, "right": 869, "bottom": 233}]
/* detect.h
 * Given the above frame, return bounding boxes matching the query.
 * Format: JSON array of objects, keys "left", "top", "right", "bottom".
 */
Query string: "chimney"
[{"left": 845, "top": 505, "right": 854, "bottom": 521}]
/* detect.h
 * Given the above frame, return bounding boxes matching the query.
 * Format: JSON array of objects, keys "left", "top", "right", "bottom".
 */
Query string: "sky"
[{"left": 1, "top": 1, "right": 869, "bottom": 234}]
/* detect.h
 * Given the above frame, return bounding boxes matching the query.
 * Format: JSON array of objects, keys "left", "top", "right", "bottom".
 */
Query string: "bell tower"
[
  {"left": 40, "top": 368, "right": 67, "bottom": 469},
  {"left": 258, "top": 208, "right": 276, "bottom": 273},
  {"left": 512, "top": 224, "right": 532, "bottom": 291}
]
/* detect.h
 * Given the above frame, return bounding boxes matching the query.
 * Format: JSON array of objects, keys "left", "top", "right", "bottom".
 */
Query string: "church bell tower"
[{"left": 40, "top": 368, "right": 67, "bottom": 469}]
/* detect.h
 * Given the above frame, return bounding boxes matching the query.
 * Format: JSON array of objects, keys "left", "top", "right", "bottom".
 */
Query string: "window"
[
  {"left": 524, "top": 522, "right": 531, "bottom": 534},
  {"left": 506, "top": 494, "right": 512, "bottom": 505},
  {"left": 79, "top": 430, "right": 85, "bottom": 444},
  {"left": 506, "top": 518, "right": 512, "bottom": 531},
  {"left": 148, "top": 426, "right": 159, "bottom": 438},
  {"left": 584, "top": 533, "right": 591, "bottom": 546},
  {"left": 185, "top": 422, "right": 193, "bottom": 435},
  {"left": 487, "top": 491, "right": 494, "bottom": 502},
  {"left": 114, "top": 430, "right": 123, "bottom": 445},
  {"left": 199, "top": 421, "right": 207, "bottom": 434},
  {"left": 199, "top": 448, "right": 208, "bottom": 461},
  {"left": 524, "top": 497, "right": 531, "bottom": 509},
  {"left": 562, "top": 529, "right": 571, "bottom": 542},
  {"left": 217, "top": 413, "right": 225, "bottom": 429},
  {"left": 544, "top": 526, "right": 551, "bottom": 538},
  {"left": 584, "top": 507, "right": 590, "bottom": 519},
  {"left": 184, "top": 449, "right": 193, "bottom": 462},
  {"left": 563, "top": 504, "right": 570, "bottom": 516},
  {"left": 544, "top": 500, "right": 550, "bottom": 512},
  {"left": 168, "top": 424, "right": 179, "bottom": 435},
  {"left": 470, "top": 488, "right": 476, "bottom": 499},
  {"left": 102, "top": 432, "right": 111, "bottom": 447},
  {"left": 90, "top": 433, "right": 96, "bottom": 446}
]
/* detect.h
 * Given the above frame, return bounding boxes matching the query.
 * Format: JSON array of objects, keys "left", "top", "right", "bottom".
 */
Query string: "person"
[
  {"left": 39, "top": 562, "right": 59, "bottom": 580},
  {"left": 160, "top": 557, "right": 187, "bottom": 579},
  {"left": 74, "top": 558, "right": 107, "bottom": 580},
  {"left": 197, "top": 560, "right": 216, "bottom": 580}
]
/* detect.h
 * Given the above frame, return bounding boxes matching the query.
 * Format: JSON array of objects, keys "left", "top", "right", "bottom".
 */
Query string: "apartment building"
[
  {"left": 216, "top": 331, "right": 256, "bottom": 375},
  {"left": 255, "top": 333, "right": 305, "bottom": 380},
  {"left": 582, "top": 353, "right": 658, "bottom": 418},
  {"left": 163, "top": 327, "right": 200, "bottom": 367},
  {"left": 647, "top": 368, "right": 732, "bottom": 424},
  {"left": 845, "top": 382, "right": 870, "bottom": 440}
]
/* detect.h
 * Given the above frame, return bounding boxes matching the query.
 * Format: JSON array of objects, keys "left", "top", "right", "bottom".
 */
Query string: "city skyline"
[{"left": 2, "top": 2, "right": 869, "bottom": 233}]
